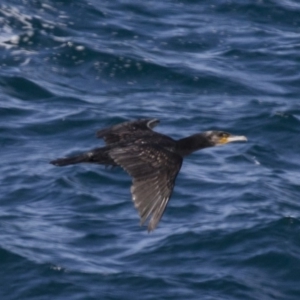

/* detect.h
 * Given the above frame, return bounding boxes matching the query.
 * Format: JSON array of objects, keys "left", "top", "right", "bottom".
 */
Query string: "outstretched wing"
[
  {"left": 110, "top": 144, "right": 182, "bottom": 231},
  {"left": 96, "top": 119, "right": 160, "bottom": 145}
]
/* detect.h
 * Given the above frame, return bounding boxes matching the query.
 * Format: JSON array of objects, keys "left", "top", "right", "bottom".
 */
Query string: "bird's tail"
[
  {"left": 50, "top": 154, "right": 89, "bottom": 166},
  {"left": 50, "top": 147, "right": 115, "bottom": 167}
]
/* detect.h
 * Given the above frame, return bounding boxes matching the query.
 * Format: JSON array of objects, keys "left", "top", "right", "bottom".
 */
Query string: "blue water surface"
[{"left": 1, "top": 1, "right": 300, "bottom": 299}]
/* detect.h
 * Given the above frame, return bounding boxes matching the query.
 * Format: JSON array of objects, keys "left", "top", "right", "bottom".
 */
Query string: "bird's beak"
[{"left": 223, "top": 135, "right": 248, "bottom": 144}]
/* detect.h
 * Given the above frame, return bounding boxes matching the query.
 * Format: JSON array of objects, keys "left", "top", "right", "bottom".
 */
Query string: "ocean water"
[{"left": 1, "top": 0, "right": 300, "bottom": 299}]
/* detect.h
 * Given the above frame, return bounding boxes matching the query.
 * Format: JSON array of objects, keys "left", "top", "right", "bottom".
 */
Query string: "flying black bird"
[{"left": 50, "top": 119, "right": 247, "bottom": 231}]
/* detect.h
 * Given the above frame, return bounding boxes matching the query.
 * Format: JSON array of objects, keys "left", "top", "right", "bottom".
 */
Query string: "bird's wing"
[
  {"left": 110, "top": 144, "right": 182, "bottom": 231},
  {"left": 96, "top": 119, "right": 160, "bottom": 145}
]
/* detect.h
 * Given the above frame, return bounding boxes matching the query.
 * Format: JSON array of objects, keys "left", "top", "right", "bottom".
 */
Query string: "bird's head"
[{"left": 203, "top": 131, "right": 247, "bottom": 146}]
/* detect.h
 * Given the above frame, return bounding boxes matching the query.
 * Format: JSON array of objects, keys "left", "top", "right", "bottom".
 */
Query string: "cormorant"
[{"left": 50, "top": 118, "right": 247, "bottom": 231}]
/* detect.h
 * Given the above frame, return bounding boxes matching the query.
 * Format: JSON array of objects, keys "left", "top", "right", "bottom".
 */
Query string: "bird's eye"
[{"left": 219, "top": 132, "right": 228, "bottom": 138}]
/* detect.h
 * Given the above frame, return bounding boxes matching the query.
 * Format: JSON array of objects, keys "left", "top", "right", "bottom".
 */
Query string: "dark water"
[{"left": 1, "top": 1, "right": 300, "bottom": 299}]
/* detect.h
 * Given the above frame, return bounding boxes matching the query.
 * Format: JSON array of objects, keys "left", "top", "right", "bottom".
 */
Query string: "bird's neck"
[{"left": 176, "top": 133, "right": 213, "bottom": 157}]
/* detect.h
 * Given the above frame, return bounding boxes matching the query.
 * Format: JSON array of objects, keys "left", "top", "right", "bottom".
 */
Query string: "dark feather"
[
  {"left": 110, "top": 144, "right": 182, "bottom": 231},
  {"left": 96, "top": 119, "right": 159, "bottom": 145}
]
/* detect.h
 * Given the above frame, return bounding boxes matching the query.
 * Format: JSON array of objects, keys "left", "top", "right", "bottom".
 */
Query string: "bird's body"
[{"left": 50, "top": 118, "right": 247, "bottom": 231}]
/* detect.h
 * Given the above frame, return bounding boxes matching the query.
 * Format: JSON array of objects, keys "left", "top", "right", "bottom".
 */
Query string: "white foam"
[{"left": 75, "top": 45, "right": 85, "bottom": 51}]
